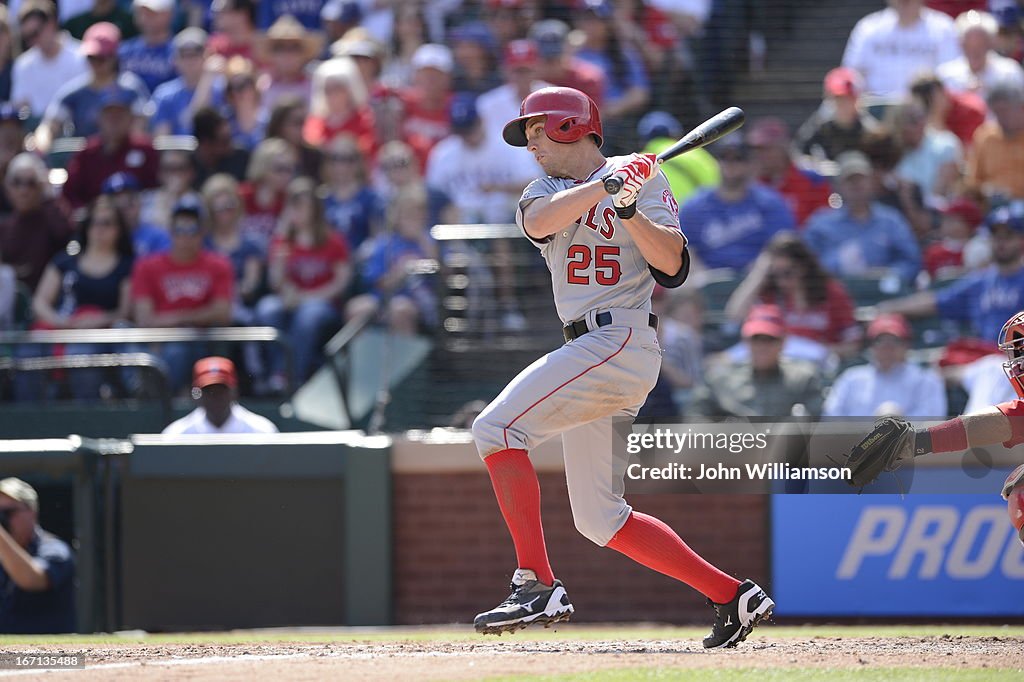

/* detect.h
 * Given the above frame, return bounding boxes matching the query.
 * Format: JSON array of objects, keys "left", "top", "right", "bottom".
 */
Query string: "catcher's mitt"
[{"left": 843, "top": 416, "right": 916, "bottom": 488}]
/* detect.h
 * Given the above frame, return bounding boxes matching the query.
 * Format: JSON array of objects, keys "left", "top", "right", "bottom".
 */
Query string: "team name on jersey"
[
  {"left": 576, "top": 204, "right": 616, "bottom": 240},
  {"left": 161, "top": 273, "right": 213, "bottom": 302}
]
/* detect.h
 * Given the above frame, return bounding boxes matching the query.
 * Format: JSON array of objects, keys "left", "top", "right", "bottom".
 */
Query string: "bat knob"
[{"left": 602, "top": 174, "right": 623, "bottom": 195}]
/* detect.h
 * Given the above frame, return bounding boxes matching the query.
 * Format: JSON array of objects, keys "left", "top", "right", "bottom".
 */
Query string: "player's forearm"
[
  {"left": 914, "top": 407, "right": 1012, "bottom": 455},
  {"left": 0, "top": 529, "right": 49, "bottom": 591},
  {"left": 620, "top": 211, "right": 685, "bottom": 275},
  {"left": 522, "top": 181, "right": 607, "bottom": 239},
  {"left": 877, "top": 290, "right": 937, "bottom": 318}
]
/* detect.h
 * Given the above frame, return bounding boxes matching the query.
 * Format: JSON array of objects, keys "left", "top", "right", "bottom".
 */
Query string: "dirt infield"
[{"left": 1, "top": 627, "right": 1022, "bottom": 681}]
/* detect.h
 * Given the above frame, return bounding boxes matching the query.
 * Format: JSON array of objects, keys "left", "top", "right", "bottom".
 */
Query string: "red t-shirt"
[
  {"left": 131, "top": 251, "right": 234, "bottom": 313},
  {"left": 997, "top": 398, "right": 1024, "bottom": 448},
  {"left": 270, "top": 232, "right": 350, "bottom": 291},
  {"left": 302, "top": 107, "right": 378, "bottom": 160},
  {"left": 549, "top": 59, "right": 606, "bottom": 108},
  {"left": 923, "top": 241, "right": 964, "bottom": 276},
  {"left": 946, "top": 90, "right": 987, "bottom": 149},
  {"left": 767, "top": 164, "right": 833, "bottom": 228},
  {"left": 238, "top": 183, "right": 286, "bottom": 249},
  {"left": 763, "top": 279, "right": 859, "bottom": 345},
  {"left": 399, "top": 89, "right": 452, "bottom": 166}
]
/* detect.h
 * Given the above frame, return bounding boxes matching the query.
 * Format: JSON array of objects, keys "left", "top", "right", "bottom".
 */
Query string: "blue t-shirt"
[
  {"left": 150, "top": 77, "right": 225, "bottom": 135},
  {"left": 324, "top": 188, "right": 382, "bottom": 251},
  {"left": 0, "top": 529, "right": 76, "bottom": 634},
  {"left": 205, "top": 235, "right": 264, "bottom": 284},
  {"left": 52, "top": 252, "right": 134, "bottom": 316},
  {"left": 46, "top": 72, "right": 149, "bottom": 137},
  {"left": 257, "top": 0, "right": 326, "bottom": 29},
  {"left": 934, "top": 265, "right": 1024, "bottom": 338},
  {"left": 134, "top": 224, "right": 172, "bottom": 258},
  {"left": 118, "top": 37, "right": 177, "bottom": 94},
  {"left": 679, "top": 185, "right": 795, "bottom": 271},
  {"left": 574, "top": 47, "right": 648, "bottom": 103}
]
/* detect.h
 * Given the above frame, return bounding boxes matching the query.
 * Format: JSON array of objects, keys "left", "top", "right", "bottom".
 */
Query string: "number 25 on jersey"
[{"left": 567, "top": 245, "right": 621, "bottom": 286}]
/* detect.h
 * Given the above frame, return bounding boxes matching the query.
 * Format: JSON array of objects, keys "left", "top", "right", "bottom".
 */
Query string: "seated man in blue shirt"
[
  {"left": 803, "top": 151, "right": 921, "bottom": 285},
  {"left": 679, "top": 135, "right": 795, "bottom": 273},
  {"left": 151, "top": 28, "right": 222, "bottom": 137},
  {"left": 118, "top": 0, "right": 176, "bottom": 94},
  {"left": 0, "top": 478, "right": 75, "bottom": 634},
  {"left": 102, "top": 172, "right": 170, "bottom": 257},
  {"left": 881, "top": 201, "right": 1024, "bottom": 343}
]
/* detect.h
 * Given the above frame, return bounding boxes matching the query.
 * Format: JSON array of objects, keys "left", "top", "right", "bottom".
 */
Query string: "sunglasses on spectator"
[
  {"left": 177, "top": 48, "right": 204, "bottom": 59},
  {"left": 381, "top": 158, "right": 411, "bottom": 170},
  {"left": 9, "top": 176, "right": 38, "bottom": 188},
  {"left": 288, "top": 191, "right": 314, "bottom": 203},
  {"left": 271, "top": 164, "right": 295, "bottom": 175},
  {"left": 161, "top": 163, "right": 190, "bottom": 173},
  {"left": 87, "top": 54, "right": 113, "bottom": 63},
  {"left": 271, "top": 42, "right": 304, "bottom": 54},
  {"left": 211, "top": 201, "right": 238, "bottom": 213},
  {"left": 172, "top": 221, "right": 202, "bottom": 235},
  {"left": 90, "top": 216, "right": 119, "bottom": 228},
  {"left": 327, "top": 153, "right": 360, "bottom": 163}
]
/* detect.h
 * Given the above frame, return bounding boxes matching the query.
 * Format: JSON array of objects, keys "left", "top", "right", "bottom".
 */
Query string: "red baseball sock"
[
  {"left": 484, "top": 448, "right": 556, "bottom": 586},
  {"left": 606, "top": 511, "right": 740, "bottom": 604}
]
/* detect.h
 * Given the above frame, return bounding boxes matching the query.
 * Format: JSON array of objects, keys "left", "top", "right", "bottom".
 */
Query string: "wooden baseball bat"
[{"left": 603, "top": 107, "right": 746, "bottom": 194}]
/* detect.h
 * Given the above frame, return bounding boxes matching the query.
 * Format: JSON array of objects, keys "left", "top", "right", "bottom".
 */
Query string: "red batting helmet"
[
  {"left": 502, "top": 86, "right": 603, "bottom": 148},
  {"left": 998, "top": 311, "right": 1024, "bottom": 398},
  {"left": 1004, "top": 464, "right": 1024, "bottom": 545}
]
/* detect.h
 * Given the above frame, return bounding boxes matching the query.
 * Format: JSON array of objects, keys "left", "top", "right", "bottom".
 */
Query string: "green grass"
[
  {"left": 483, "top": 670, "right": 1023, "bottom": 682},
  {"left": 0, "top": 624, "right": 1021, "bottom": 646}
]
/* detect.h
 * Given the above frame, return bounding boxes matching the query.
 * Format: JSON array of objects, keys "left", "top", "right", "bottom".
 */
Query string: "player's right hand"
[{"left": 610, "top": 153, "right": 656, "bottom": 210}]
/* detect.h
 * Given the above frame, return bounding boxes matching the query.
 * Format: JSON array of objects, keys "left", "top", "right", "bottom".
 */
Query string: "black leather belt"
[{"left": 563, "top": 312, "right": 658, "bottom": 343}]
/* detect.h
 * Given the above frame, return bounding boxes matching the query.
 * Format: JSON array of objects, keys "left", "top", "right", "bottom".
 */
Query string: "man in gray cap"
[
  {"left": 151, "top": 27, "right": 213, "bottom": 136},
  {"left": 0, "top": 478, "right": 75, "bottom": 633}
]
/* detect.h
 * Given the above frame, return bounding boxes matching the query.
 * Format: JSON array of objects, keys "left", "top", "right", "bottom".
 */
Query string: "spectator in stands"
[
  {"left": 255, "top": 15, "right": 322, "bottom": 119},
  {"left": 747, "top": 117, "right": 831, "bottom": 228},
  {"left": 303, "top": 57, "right": 377, "bottom": 159},
  {"left": 380, "top": 4, "right": 429, "bottom": 89},
  {"left": 678, "top": 136, "right": 794, "bottom": 272},
  {"left": 910, "top": 72, "right": 987, "bottom": 149},
  {"left": 162, "top": 356, "right": 278, "bottom": 434},
  {"left": 207, "top": 0, "right": 258, "bottom": 63},
  {"left": 572, "top": 1, "right": 649, "bottom": 155},
  {"left": 256, "top": 0, "right": 323, "bottom": 31},
  {"left": 29, "top": 195, "right": 133, "bottom": 398},
  {"left": 131, "top": 193, "right": 233, "bottom": 393},
  {"left": 238, "top": 138, "right": 295, "bottom": 250},
  {"left": 841, "top": 0, "right": 960, "bottom": 99},
  {"left": 220, "top": 57, "right": 264, "bottom": 152},
  {"left": 639, "top": 111, "right": 718, "bottom": 205},
  {"left": 150, "top": 28, "right": 216, "bottom": 137},
  {"left": 0, "top": 104, "right": 28, "bottom": 216},
  {"left": 266, "top": 97, "right": 321, "bottom": 182},
  {"left": 994, "top": 5, "right": 1024, "bottom": 62},
  {"left": 880, "top": 201, "right": 1024, "bottom": 342},
  {"left": 0, "top": 8, "right": 14, "bottom": 103},
  {"left": 321, "top": 136, "right": 381, "bottom": 251},
  {"left": 529, "top": 19, "right": 605, "bottom": 106},
  {"left": 688, "top": 305, "right": 824, "bottom": 418},
  {"left": 804, "top": 151, "right": 921, "bottom": 285},
  {"left": 860, "top": 128, "right": 932, "bottom": 239},
  {"left": 101, "top": 172, "right": 169, "bottom": 257},
  {"left": 0, "top": 478, "right": 75, "bottom": 634},
  {"left": 966, "top": 81, "right": 1024, "bottom": 200},
  {"left": 62, "top": 89, "right": 159, "bottom": 210},
  {"left": 11, "top": 0, "right": 88, "bottom": 118},
  {"left": 347, "top": 183, "right": 438, "bottom": 336},
  {"left": 258, "top": 177, "right": 352, "bottom": 385},
  {"left": 117, "top": 0, "right": 176, "bottom": 94},
  {"left": 398, "top": 44, "right": 456, "bottom": 164},
  {"left": 320, "top": 1, "right": 363, "bottom": 51},
  {"left": 376, "top": 139, "right": 453, "bottom": 227},
  {"left": 653, "top": 285, "right": 705, "bottom": 414},
  {"left": 938, "top": 9, "right": 1024, "bottom": 98},
  {"left": 202, "top": 173, "right": 263, "bottom": 324},
  {"left": 484, "top": 0, "right": 534, "bottom": 47},
  {"left": 64, "top": 0, "right": 137, "bottom": 42},
  {"left": 725, "top": 232, "right": 861, "bottom": 363},
  {"left": 34, "top": 22, "right": 148, "bottom": 154},
  {"left": 330, "top": 30, "right": 388, "bottom": 115},
  {"left": 0, "top": 257, "right": 15, "bottom": 330},
  {"left": 140, "top": 149, "right": 196, "bottom": 231},
  {"left": 0, "top": 154, "right": 73, "bottom": 290},
  {"left": 190, "top": 106, "right": 250, "bottom": 189},
  {"left": 923, "top": 197, "right": 985, "bottom": 278},
  {"left": 449, "top": 21, "right": 500, "bottom": 98},
  {"left": 890, "top": 98, "right": 962, "bottom": 202},
  {"left": 824, "top": 314, "right": 947, "bottom": 417},
  {"left": 795, "top": 67, "right": 879, "bottom": 164}
]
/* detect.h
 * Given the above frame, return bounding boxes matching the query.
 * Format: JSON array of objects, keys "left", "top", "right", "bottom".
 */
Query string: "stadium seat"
[
  {"left": 698, "top": 268, "right": 742, "bottom": 313},
  {"left": 46, "top": 137, "right": 86, "bottom": 170},
  {"left": 840, "top": 275, "right": 908, "bottom": 308}
]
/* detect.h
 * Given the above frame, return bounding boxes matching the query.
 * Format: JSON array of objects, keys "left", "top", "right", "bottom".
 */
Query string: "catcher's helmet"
[
  {"left": 1004, "top": 464, "right": 1024, "bottom": 545},
  {"left": 998, "top": 311, "right": 1024, "bottom": 398},
  {"left": 502, "top": 86, "right": 603, "bottom": 148}
]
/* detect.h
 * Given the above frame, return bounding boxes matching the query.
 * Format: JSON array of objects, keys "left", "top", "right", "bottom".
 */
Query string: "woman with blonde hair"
[
  {"left": 238, "top": 137, "right": 296, "bottom": 250},
  {"left": 303, "top": 57, "right": 377, "bottom": 158},
  {"left": 202, "top": 173, "right": 264, "bottom": 322},
  {"left": 321, "top": 136, "right": 381, "bottom": 250},
  {"left": 222, "top": 56, "right": 265, "bottom": 151},
  {"left": 257, "top": 177, "right": 352, "bottom": 385}
]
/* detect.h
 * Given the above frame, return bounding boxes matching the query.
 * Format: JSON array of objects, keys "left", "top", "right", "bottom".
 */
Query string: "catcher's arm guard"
[{"left": 843, "top": 416, "right": 917, "bottom": 488}]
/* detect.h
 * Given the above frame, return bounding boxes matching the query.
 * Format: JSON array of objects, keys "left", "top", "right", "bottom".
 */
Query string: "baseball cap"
[
  {"left": 331, "top": 34, "right": 383, "bottom": 60},
  {"left": 321, "top": 0, "right": 361, "bottom": 23},
  {"left": 742, "top": 305, "right": 786, "bottom": 339},
  {"left": 173, "top": 192, "right": 204, "bottom": 219},
  {"left": 713, "top": 134, "right": 751, "bottom": 160},
  {"left": 529, "top": 19, "right": 569, "bottom": 59},
  {"left": 940, "top": 197, "right": 983, "bottom": 229},
  {"left": 637, "top": 111, "right": 682, "bottom": 141},
  {"left": 581, "top": 0, "right": 613, "bottom": 19},
  {"left": 747, "top": 117, "right": 790, "bottom": 147},
  {"left": 192, "top": 356, "right": 238, "bottom": 389},
  {"left": 411, "top": 44, "right": 453, "bottom": 74},
  {"left": 174, "top": 27, "right": 208, "bottom": 53},
  {"left": 0, "top": 478, "right": 38, "bottom": 513},
  {"left": 836, "top": 150, "right": 872, "bottom": 179},
  {"left": 824, "top": 66, "right": 862, "bottom": 98},
  {"left": 867, "top": 314, "right": 911, "bottom": 342},
  {"left": 503, "top": 39, "right": 539, "bottom": 69},
  {"left": 134, "top": 0, "right": 174, "bottom": 12},
  {"left": 450, "top": 94, "right": 479, "bottom": 132},
  {"left": 81, "top": 22, "right": 121, "bottom": 58},
  {"left": 101, "top": 172, "right": 141, "bottom": 195},
  {"left": 97, "top": 88, "right": 136, "bottom": 110},
  {"left": 449, "top": 22, "right": 495, "bottom": 51},
  {"left": 986, "top": 200, "right": 1024, "bottom": 232}
]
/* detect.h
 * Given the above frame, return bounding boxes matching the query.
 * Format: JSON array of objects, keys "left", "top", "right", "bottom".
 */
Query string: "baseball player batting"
[{"left": 471, "top": 86, "right": 773, "bottom": 648}]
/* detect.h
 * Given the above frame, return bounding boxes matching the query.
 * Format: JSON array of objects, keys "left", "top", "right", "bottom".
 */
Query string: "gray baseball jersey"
[{"left": 515, "top": 157, "right": 681, "bottom": 325}]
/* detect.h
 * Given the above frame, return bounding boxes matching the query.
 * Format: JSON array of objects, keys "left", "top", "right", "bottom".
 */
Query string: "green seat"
[
  {"left": 46, "top": 137, "right": 87, "bottom": 170},
  {"left": 840, "top": 276, "right": 908, "bottom": 308},
  {"left": 698, "top": 269, "right": 742, "bottom": 313}
]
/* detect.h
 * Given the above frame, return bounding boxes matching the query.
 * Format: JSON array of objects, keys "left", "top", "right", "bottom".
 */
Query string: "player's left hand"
[
  {"left": 610, "top": 153, "right": 657, "bottom": 210},
  {"left": 1002, "top": 463, "right": 1024, "bottom": 500}
]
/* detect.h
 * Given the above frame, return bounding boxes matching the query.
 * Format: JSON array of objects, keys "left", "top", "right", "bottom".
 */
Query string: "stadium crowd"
[{"left": 0, "top": 0, "right": 1020, "bottom": 421}]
